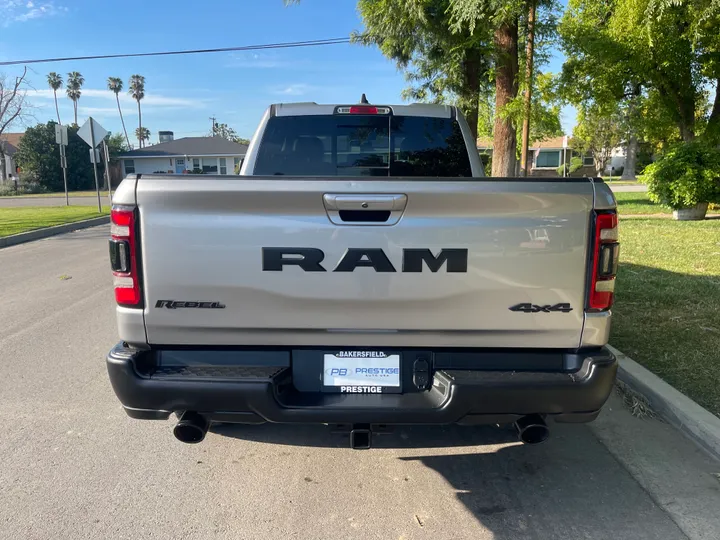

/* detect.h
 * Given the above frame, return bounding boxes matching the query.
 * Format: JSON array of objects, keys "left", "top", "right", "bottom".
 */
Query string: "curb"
[
  {"left": 610, "top": 345, "right": 720, "bottom": 462},
  {"left": 0, "top": 216, "right": 110, "bottom": 249}
]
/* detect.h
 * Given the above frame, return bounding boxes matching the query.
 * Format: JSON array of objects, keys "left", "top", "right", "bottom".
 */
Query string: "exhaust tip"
[
  {"left": 515, "top": 414, "right": 549, "bottom": 445},
  {"left": 173, "top": 411, "right": 209, "bottom": 444}
]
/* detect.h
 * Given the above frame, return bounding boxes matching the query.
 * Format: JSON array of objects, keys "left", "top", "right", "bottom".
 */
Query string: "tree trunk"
[
  {"left": 520, "top": 0, "right": 537, "bottom": 177},
  {"left": 0, "top": 148, "right": 6, "bottom": 182},
  {"left": 492, "top": 20, "right": 519, "bottom": 178},
  {"left": 137, "top": 100, "right": 142, "bottom": 148},
  {"left": 707, "top": 77, "right": 720, "bottom": 141},
  {"left": 53, "top": 91, "right": 61, "bottom": 125},
  {"left": 679, "top": 123, "right": 695, "bottom": 142},
  {"left": 462, "top": 49, "right": 482, "bottom": 142},
  {"left": 73, "top": 101, "right": 78, "bottom": 126},
  {"left": 621, "top": 135, "right": 638, "bottom": 179},
  {"left": 116, "top": 95, "right": 130, "bottom": 148}
]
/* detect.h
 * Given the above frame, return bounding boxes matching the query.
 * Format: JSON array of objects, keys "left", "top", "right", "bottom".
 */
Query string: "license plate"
[{"left": 323, "top": 352, "right": 400, "bottom": 392}]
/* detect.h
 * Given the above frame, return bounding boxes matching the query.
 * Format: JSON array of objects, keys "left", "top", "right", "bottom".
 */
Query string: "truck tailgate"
[{"left": 136, "top": 177, "right": 593, "bottom": 348}]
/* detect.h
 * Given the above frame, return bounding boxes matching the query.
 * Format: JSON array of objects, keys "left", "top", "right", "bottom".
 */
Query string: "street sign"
[
  {"left": 77, "top": 118, "right": 108, "bottom": 148},
  {"left": 55, "top": 124, "right": 68, "bottom": 146},
  {"left": 78, "top": 117, "right": 106, "bottom": 212},
  {"left": 89, "top": 148, "right": 101, "bottom": 164}
]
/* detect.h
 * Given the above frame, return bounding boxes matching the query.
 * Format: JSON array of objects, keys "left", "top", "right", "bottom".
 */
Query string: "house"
[
  {"left": 477, "top": 135, "right": 626, "bottom": 177},
  {"left": 119, "top": 136, "right": 248, "bottom": 177},
  {"left": 0, "top": 132, "right": 23, "bottom": 183}
]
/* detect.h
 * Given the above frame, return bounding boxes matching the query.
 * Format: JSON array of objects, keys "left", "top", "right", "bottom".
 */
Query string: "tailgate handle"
[{"left": 323, "top": 194, "right": 407, "bottom": 226}]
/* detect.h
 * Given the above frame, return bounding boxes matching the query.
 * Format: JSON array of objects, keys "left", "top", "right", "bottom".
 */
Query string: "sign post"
[
  {"left": 55, "top": 124, "right": 69, "bottom": 206},
  {"left": 78, "top": 118, "right": 108, "bottom": 213},
  {"left": 102, "top": 140, "right": 113, "bottom": 203}
]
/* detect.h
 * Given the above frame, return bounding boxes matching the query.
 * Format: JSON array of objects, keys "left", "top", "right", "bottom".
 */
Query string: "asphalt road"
[
  {"left": 608, "top": 184, "right": 648, "bottom": 192},
  {"left": 1, "top": 226, "right": 718, "bottom": 540}
]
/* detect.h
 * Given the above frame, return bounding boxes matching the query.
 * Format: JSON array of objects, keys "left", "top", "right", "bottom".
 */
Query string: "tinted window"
[{"left": 254, "top": 114, "right": 471, "bottom": 177}]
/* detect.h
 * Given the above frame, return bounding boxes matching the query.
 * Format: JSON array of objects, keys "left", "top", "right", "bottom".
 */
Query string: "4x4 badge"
[{"left": 509, "top": 303, "right": 573, "bottom": 313}]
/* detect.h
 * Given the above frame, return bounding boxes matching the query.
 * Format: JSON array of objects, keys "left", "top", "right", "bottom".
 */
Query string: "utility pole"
[
  {"left": 520, "top": 0, "right": 537, "bottom": 177},
  {"left": 210, "top": 116, "right": 217, "bottom": 136}
]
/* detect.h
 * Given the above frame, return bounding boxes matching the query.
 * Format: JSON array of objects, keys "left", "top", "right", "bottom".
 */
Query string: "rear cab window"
[{"left": 253, "top": 113, "right": 472, "bottom": 177}]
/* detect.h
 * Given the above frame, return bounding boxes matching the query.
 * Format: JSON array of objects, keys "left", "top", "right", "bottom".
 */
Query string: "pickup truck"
[{"left": 106, "top": 100, "right": 619, "bottom": 449}]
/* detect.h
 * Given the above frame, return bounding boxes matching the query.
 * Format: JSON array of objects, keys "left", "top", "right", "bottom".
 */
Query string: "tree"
[
  {"left": 559, "top": 0, "right": 720, "bottom": 144},
  {"left": 447, "top": 0, "right": 558, "bottom": 176},
  {"left": 47, "top": 72, "right": 63, "bottom": 125},
  {"left": 129, "top": 75, "right": 146, "bottom": 148},
  {"left": 572, "top": 105, "right": 624, "bottom": 175},
  {"left": 105, "top": 132, "right": 129, "bottom": 160},
  {"left": 208, "top": 121, "right": 247, "bottom": 143},
  {"left": 135, "top": 127, "right": 151, "bottom": 147},
  {"left": 346, "top": 0, "right": 495, "bottom": 145},
  {"left": 107, "top": 77, "right": 130, "bottom": 148},
  {"left": 66, "top": 71, "right": 84, "bottom": 125},
  {"left": 0, "top": 67, "right": 31, "bottom": 182},
  {"left": 14, "top": 121, "right": 96, "bottom": 191}
]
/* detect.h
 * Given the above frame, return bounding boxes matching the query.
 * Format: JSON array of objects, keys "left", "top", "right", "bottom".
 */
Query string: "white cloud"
[
  {"left": 28, "top": 88, "right": 206, "bottom": 108},
  {"left": 272, "top": 84, "right": 313, "bottom": 96},
  {"left": 78, "top": 106, "right": 121, "bottom": 117},
  {"left": 1, "top": 0, "right": 65, "bottom": 25}
]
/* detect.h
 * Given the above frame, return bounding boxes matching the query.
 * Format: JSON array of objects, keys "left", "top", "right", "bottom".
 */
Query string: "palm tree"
[
  {"left": 66, "top": 71, "right": 84, "bottom": 125},
  {"left": 47, "top": 72, "right": 63, "bottom": 125},
  {"left": 128, "top": 75, "right": 146, "bottom": 147},
  {"left": 107, "top": 77, "right": 130, "bottom": 147},
  {"left": 135, "top": 127, "right": 151, "bottom": 147}
]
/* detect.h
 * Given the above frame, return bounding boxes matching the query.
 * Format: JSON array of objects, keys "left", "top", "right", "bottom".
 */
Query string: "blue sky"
[{"left": 1, "top": 0, "right": 575, "bottom": 144}]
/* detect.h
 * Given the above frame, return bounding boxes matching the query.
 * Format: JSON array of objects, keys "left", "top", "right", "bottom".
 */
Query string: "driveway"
[
  {"left": 1, "top": 226, "right": 718, "bottom": 540},
  {"left": 0, "top": 195, "right": 111, "bottom": 207}
]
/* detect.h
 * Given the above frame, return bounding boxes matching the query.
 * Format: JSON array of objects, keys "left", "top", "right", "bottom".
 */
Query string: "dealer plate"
[{"left": 323, "top": 351, "right": 400, "bottom": 392}]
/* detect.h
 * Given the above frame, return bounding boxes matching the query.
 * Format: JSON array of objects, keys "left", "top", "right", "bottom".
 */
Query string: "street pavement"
[
  {"left": 0, "top": 195, "right": 111, "bottom": 207},
  {"left": 1, "top": 226, "right": 718, "bottom": 540},
  {"left": 608, "top": 183, "right": 648, "bottom": 192}
]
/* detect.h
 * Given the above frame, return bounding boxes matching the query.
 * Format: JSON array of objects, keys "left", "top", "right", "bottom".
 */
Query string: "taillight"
[
  {"left": 589, "top": 212, "right": 619, "bottom": 311},
  {"left": 336, "top": 105, "right": 391, "bottom": 115},
  {"left": 109, "top": 205, "right": 142, "bottom": 307}
]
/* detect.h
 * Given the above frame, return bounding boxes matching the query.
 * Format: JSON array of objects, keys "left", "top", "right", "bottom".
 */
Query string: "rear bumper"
[{"left": 106, "top": 344, "right": 617, "bottom": 425}]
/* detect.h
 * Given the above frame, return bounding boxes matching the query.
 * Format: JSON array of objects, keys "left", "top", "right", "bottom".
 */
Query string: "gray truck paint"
[{"left": 112, "top": 104, "right": 614, "bottom": 351}]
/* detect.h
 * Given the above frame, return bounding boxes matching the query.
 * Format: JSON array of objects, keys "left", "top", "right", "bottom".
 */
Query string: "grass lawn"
[
  {"left": 0, "top": 190, "right": 110, "bottom": 198},
  {"left": 614, "top": 192, "right": 671, "bottom": 215},
  {"left": 0, "top": 206, "right": 109, "bottom": 237},
  {"left": 611, "top": 219, "right": 720, "bottom": 416}
]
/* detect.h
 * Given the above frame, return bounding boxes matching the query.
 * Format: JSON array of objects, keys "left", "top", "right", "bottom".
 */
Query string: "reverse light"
[
  {"left": 110, "top": 205, "right": 142, "bottom": 307},
  {"left": 589, "top": 212, "right": 619, "bottom": 311}
]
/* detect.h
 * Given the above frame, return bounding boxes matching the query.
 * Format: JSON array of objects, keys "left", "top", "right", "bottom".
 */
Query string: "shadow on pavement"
[
  {"left": 400, "top": 426, "right": 683, "bottom": 540},
  {"left": 211, "top": 422, "right": 519, "bottom": 449},
  {"left": 213, "top": 421, "right": 684, "bottom": 539}
]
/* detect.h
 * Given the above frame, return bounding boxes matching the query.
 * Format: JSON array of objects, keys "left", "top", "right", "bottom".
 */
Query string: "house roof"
[
  {"left": 0, "top": 132, "right": 24, "bottom": 156},
  {"left": 477, "top": 135, "right": 572, "bottom": 150},
  {"left": 120, "top": 137, "right": 248, "bottom": 158}
]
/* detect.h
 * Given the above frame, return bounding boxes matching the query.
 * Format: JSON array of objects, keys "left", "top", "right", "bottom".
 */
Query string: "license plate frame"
[{"left": 322, "top": 351, "right": 402, "bottom": 394}]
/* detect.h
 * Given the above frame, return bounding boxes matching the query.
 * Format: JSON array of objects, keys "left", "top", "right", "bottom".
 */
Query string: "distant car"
[{"left": 106, "top": 100, "right": 619, "bottom": 449}]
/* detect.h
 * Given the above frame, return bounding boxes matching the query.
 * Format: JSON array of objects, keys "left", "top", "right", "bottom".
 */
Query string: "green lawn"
[
  {"left": 0, "top": 206, "right": 109, "bottom": 237},
  {"left": 611, "top": 219, "right": 720, "bottom": 416},
  {"left": 0, "top": 190, "right": 110, "bottom": 198},
  {"left": 614, "top": 192, "right": 671, "bottom": 215}
]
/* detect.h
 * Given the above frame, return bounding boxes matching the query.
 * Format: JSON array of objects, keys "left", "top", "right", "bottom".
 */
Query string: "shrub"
[
  {"left": 645, "top": 141, "right": 720, "bottom": 209},
  {"left": 556, "top": 156, "right": 584, "bottom": 176}
]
